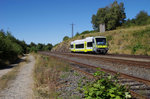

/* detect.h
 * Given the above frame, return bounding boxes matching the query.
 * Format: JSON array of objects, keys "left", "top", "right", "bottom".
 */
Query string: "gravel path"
[{"left": 0, "top": 55, "right": 35, "bottom": 99}]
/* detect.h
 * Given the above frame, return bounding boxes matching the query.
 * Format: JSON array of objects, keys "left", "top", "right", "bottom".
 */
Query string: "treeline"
[
  {"left": 123, "top": 11, "right": 150, "bottom": 27},
  {"left": 29, "top": 42, "right": 53, "bottom": 52},
  {"left": 0, "top": 30, "right": 53, "bottom": 65}
]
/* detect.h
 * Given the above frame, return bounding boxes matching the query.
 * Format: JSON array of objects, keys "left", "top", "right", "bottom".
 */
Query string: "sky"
[{"left": 0, "top": 0, "right": 150, "bottom": 45}]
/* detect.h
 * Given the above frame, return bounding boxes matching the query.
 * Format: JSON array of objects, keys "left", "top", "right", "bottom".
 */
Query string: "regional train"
[{"left": 70, "top": 36, "right": 108, "bottom": 54}]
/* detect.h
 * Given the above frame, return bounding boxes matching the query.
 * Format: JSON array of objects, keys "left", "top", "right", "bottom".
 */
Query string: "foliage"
[
  {"left": 106, "top": 35, "right": 113, "bottom": 41},
  {"left": 0, "top": 29, "right": 53, "bottom": 65},
  {"left": 79, "top": 70, "right": 131, "bottom": 99},
  {"left": 131, "top": 43, "right": 143, "bottom": 54},
  {"left": 75, "top": 32, "right": 80, "bottom": 37},
  {"left": 80, "top": 30, "right": 96, "bottom": 35},
  {"left": 135, "top": 11, "right": 149, "bottom": 25},
  {"left": 91, "top": 1, "right": 126, "bottom": 31},
  {"left": 0, "top": 30, "right": 25, "bottom": 65},
  {"left": 123, "top": 11, "right": 150, "bottom": 27},
  {"left": 29, "top": 43, "right": 53, "bottom": 52},
  {"left": 63, "top": 36, "right": 69, "bottom": 41},
  {"left": 130, "top": 27, "right": 150, "bottom": 55}
]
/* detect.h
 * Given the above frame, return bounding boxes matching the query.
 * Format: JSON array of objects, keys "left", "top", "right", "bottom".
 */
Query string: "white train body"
[{"left": 70, "top": 36, "right": 108, "bottom": 54}]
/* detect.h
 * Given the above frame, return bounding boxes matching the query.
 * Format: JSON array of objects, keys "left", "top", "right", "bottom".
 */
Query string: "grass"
[
  {"left": 52, "top": 25, "right": 150, "bottom": 55},
  {"left": 0, "top": 55, "right": 28, "bottom": 91},
  {"left": 33, "top": 54, "right": 70, "bottom": 99}
]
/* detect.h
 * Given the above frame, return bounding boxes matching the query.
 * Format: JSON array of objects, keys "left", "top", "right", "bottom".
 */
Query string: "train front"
[{"left": 93, "top": 36, "right": 108, "bottom": 54}]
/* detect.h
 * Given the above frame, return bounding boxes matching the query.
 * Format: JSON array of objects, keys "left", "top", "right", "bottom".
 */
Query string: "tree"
[
  {"left": 91, "top": 1, "right": 126, "bottom": 31},
  {"left": 123, "top": 10, "right": 150, "bottom": 27},
  {"left": 43, "top": 43, "right": 53, "bottom": 51},
  {"left": 75, "top": 32, "right": 80, "bottom": 36},
  {"left": 30, "top": 42, "right": 36, "bottom": 47},
  {"left": 36, "top": 43, "right": 44, "bottom": 51},
  {"left": 135, "top": 11, "right": 149, "bottom": 25},
  {"left": 63, "top": 36, "right": 69, "bottom": 41}
]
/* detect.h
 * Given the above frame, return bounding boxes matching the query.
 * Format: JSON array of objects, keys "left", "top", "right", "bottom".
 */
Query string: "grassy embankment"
[
  {"left": 52, "top": 25, "right": 150, "bottom": 55},
  {"left": 33, "top": 54, "right": 70, "bottom": 98},
  {"left": 0, "top": 56, "right": 28, "bottom": 91}
]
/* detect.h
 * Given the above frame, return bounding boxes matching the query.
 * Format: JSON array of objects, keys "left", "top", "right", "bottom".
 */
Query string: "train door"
[
  {"left": 92, "top": 38, "right": 96, "bottom": 52},
  {"left": 84, "top": 41, "right": 87, "bottom": 52}
]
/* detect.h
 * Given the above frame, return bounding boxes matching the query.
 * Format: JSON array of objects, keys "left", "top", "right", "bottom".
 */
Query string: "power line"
[{"left": 70, "top": 23, "right": 75, "bottom": 38}]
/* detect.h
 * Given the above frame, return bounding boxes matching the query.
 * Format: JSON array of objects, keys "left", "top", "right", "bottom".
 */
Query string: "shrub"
[
  {"left": 106, "top": 35, "right": 113, "bottom": 41},
  {"left": 63, "top": 36, "right": 69, "bottom": 41},
  {"left": 131, "top": 43, "right": 143, "bottom": 54},
  {"left": 80, "top": 70, "right": 131, "bottom": 99},
  {"left": 0, "top": 30, "right": 25, "bottom": 65}
]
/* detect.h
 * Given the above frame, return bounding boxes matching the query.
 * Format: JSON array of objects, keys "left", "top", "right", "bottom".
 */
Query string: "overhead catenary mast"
[{"left": 70, "top": 23, "right": 75, "bottom": 38}]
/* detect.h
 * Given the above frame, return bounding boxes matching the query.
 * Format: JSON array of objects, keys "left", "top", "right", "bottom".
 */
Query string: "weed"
[
  {"left": 60, "top": 73, "right": 69, "bottom": 79},
  {"left": 106, "top": 35, "right": 113, "bottom": 41},
  {"left": 131, "top": 43, "right": 143, "bottom": 54},
  {"left": 74, "top": 71, "right": 80, "bottom": 76},
  {"left": 79, "top": 71, "right": 131, "bottom": 99}
]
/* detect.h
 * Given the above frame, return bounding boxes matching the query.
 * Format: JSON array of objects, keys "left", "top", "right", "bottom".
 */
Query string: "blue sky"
[{"left": 0, "top": 0, "right": 150, "bottom": 45}]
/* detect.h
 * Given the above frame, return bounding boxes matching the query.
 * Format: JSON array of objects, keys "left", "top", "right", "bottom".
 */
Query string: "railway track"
[
  {"left": 70, "top": 63, "right": 150, "bottom": 99},
  {"left": 39, "top": 52, "right": 150, "bottom": 99},
  {"left": 61, "top": 53, "right": 150, "bottom": 68},
  {"left": 53, "top": 52, "right": 150, "bottom": 81},
  {"left": 52, "top": 52, "right": 150, "bottom": 62}
]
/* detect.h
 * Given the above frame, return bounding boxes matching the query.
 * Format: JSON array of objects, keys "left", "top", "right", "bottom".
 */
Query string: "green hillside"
[{"left": 52, "top": 25, "right": 150, "bottom": 56}]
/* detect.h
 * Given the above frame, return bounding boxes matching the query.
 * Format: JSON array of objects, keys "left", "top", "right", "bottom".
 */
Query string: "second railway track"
[{"left": 61, "top": 52, "right": 150, "bottom": 68}]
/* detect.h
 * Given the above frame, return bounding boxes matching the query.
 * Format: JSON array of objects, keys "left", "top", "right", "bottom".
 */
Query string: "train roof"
[
  {"left": 95, "top": 36, "right": 106, "bottom": 38},
  {"left": 71, "top": 36, "right": 106, "bottom": 44}
]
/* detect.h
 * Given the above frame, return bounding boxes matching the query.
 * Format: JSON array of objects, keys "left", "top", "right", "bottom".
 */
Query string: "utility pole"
[{"left": 70, "top": 23, "right": 75, "bottom": 38}]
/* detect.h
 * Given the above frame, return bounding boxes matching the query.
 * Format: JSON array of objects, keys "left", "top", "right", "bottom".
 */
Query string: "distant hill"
[{"left": 51, "top": 25, "right": 150, "bottom": 56}]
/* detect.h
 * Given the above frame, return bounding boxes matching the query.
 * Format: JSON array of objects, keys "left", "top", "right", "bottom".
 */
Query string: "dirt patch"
[
  {"left": 0, "top": 56, "right": 26, "bottom": 78},
  {"left": 0, "top": 55, "right": 35, "bottom": 99}
]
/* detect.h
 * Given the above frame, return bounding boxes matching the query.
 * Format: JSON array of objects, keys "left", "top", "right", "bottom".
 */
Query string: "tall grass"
[{"left": 34, "top": 54, "right": 70, "bottom": 99}]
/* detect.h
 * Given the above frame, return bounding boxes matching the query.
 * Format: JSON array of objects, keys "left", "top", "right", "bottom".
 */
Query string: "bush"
[
  {"left": 80, "top": 70, "right": 131, "bottom": 99},
  {"left": 106, "top": 35, "right": 113, "bottom": 41},
  {"left": 131, "top": 28, "right": 150, "bottom": 54},
  {"left": 63, "top": 36, "right": 69, "bottom": 41},
  {"left": 131, "top": 43, "right": 143, "bottom": 54},
  {"left": 0, "top": 30, "right": 27, "bottom": 65}
]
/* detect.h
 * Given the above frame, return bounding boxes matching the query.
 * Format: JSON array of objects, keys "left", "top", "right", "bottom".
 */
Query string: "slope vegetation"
[{"left": 52, "top": 25, "right": 150, "bottom": 55}]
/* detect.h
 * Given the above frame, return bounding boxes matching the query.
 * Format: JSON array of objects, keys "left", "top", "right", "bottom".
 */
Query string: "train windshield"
[{"left": 95, "top": 38, "right": 106, "bottom": 45}]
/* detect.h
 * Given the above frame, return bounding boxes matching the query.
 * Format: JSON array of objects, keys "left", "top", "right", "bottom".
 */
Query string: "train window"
[
  {"left": 96, "top": 38, "right": 106, "bottom": 45},
  {"left": 76, "top": 44, "right": 84, "bottom": 48},
  {"left": 70, "top": 45, "right": 73, "bottom": 48},
  {"left": 87, "top": 42, "right": 92, "bottom": 47}
]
